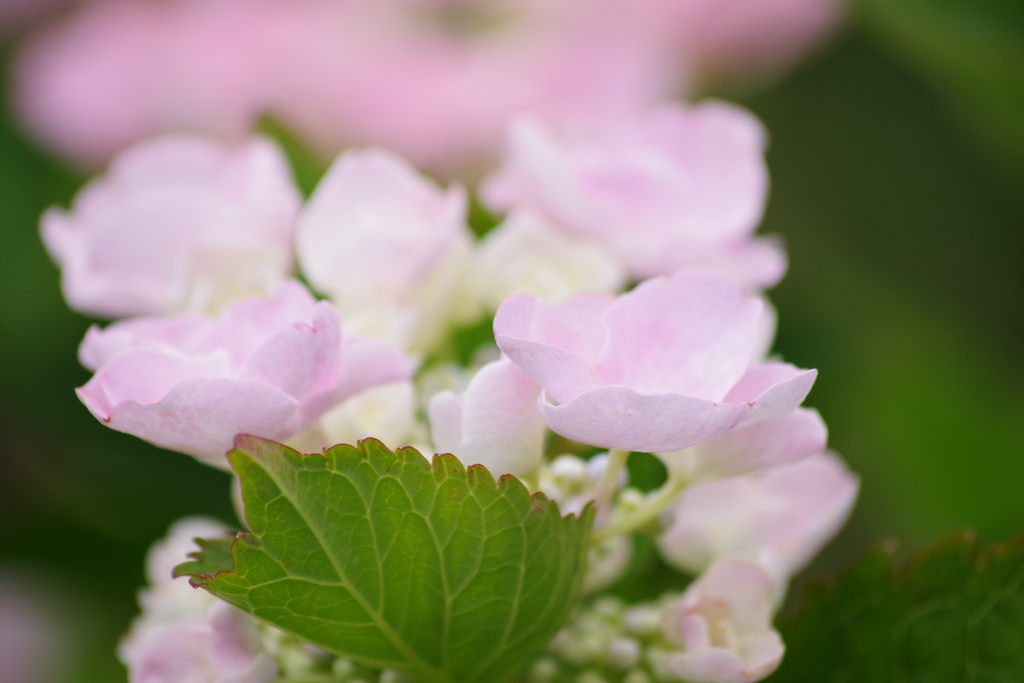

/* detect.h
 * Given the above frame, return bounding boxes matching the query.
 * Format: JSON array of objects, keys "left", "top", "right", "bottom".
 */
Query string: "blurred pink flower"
[
  {"left": 121, "top": 603, "right": 278, "bottom": 683},
  {"left": 657, "top": 453, "right": 859, "bottom": 592},
  {"left": 42, "top": 134, "right": 301, "bottom": 319},
  {"left": 270, "top": 0, "right": 680, "bottom": 177},
  {"left": 76, "top": 281, "right": 413, "bottom": 466},
  {"left": 0, "top": 572, "right": 72, "bottom": 683},
  {"left": 296, "top": 147, "right": 474, "bottom": 353},
  {"left": 13, "top": 0, "right": 678, "bottom": 175},
  {"left": 660, "top": 560, "right": 784, "bottom": 683},
  {"left": 120, "top": 518, "right": 277, "bottom": 683},
  {"left": 13, "top": 0, "right": 290, "bottom": 168},
  {"left": 429, "top": 357, "right": 546, "bottom": 477},
  {"left": 483, "top": 102, "right": 785, "bottom": 286},
  {"left": 493, "top": 270, "right": 816, "bottom": 453}
]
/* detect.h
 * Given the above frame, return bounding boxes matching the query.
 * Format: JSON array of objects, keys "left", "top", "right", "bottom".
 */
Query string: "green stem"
[
  {"left": 591, "top": 472, "right": 688, "bottom": 546},
  {"left": 592, "top": 448, "right": 630, "bottom": 510}
]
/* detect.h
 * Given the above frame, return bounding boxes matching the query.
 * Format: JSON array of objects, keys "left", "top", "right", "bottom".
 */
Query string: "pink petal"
[
  {"left": 537, "top": 386, "right": 749, "bottom": 453},
  {"left": 427, "top": 392, "right": 463, "bottom": 457},
  {"left": 78, "top": 350, "right": 232, "bottom": 415},
  {"left": 658, "top": 454, "right": 859, "bottom": 584},
  {"left": 664, "top": 648, "right": 758, "bottom": 683},
  {"left": 595, "top": 271, "right": 763, "bottom": 399},
  {"left": 726, "top": 364, "right": 818, "bottom": 429},
  {"left": 494, "top": 293, "right": 599, "bottom": 404},
  {"left": 684, "top": 407, "right": 828, "bottom": 481},
  {"left": 447, "top": 358, "right": 546, "bottom": 478},
  {"left": 78, "top": 317, "right": 206, "bottom": 371},
  {"left": 298, "top": 336, "right": 414, "bottom": 426},
  {"left": 80, "top": 377, "right": 299, "bottom": 467},
  {"left": 537, "top": 361, "right": 816, "bottom": 454},
  {"left": 241, "top": 301, "right": 341, "bottom": 400}
]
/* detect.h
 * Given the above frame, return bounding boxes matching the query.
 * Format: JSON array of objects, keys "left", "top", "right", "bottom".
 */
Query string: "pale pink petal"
[
  {"left": 298, "top": 336, "right": 415, "bottom": 426},
  {"left": 427, "top": 392, "right": 464, "bottom": 457},
  {"left": 78, "top": 317, "right": 206, "bottom": 371},
  {"left": 78, "top": 350, "right": 232, "bottom": 416},
  {"left": 494, "top": 294, "right": 599, "bottom": 404},
  {"left": 497, "top": 276, "right": 816, "bottom": 452},
  {"left": 665, "top": 647, "right": 756, "bottom": 683},
  {"left": 710, "top": 237, "right": 789, "bottom": 291},
  {"left": 662, "top": 560, "right": 784, "bottom": 683},
  {"left": 495, "top": 336, "right": 597, "bottom": 406},
  {"left": 484, "top": 102, "right": 776, "bottom": 285},
  {"left": 296, "top": 148, "right": 468, "bottom": 306},
  {"left": 79, "top": 377, "right": 300, "bottom": 467},
  {"left": 39, "top": 134, "right": 299, "bottom": 318},
  {"left": 240, "top": 302, "right": 341, "bottom": 400},
  {"left": 671, "top": 408, "right": 828, "bottom": 481},
  {"left": 78, "top": 280, "right": 317, "bottom": 370},
  {"left": 750, "top": 453, "right": 859, "bottom": 576},
  {"left": 657, "top": 453, "right": 859, "bottom": 586},
  {"left": 431, "top": 358, "right": 546, "bottom": 477},
  {"left": 727, "top": 364, "right": 818, "bottom": 430},
  {"left": 537, "top": 386, "right": 749, "bottom": 454},
  {"left": 595, "top": 271, "right": 763, "bottom": 399}
]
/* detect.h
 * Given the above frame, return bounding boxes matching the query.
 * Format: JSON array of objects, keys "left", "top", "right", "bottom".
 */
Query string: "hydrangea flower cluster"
[{"left": 44, "top": 98, "right": 857, "bottom": 683}]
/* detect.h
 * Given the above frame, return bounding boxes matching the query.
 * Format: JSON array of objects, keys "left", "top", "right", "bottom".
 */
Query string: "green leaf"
[
  {"left": 173, "top": 536, "right": 235, "bottom": 578},
  {"left": 256, "top": 116, "right": 328, "bottom": 198},
  {"left": 766, "top": 531, "right": 1024, "bottom": 682},
  {"left": 175, "top": 436, "right": 594, "bottom": 683}
]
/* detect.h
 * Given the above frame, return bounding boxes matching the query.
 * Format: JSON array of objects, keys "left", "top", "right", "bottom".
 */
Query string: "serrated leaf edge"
[{"left": 175, "top": 437, "right": 594, "bottom": 683}]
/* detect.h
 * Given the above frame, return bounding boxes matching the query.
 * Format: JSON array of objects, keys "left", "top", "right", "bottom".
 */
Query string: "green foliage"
[
  {"left": 858, "top": 0, "right": 1024, "bottom": 172},
  {"left": 767, "top": 531, "right": 1024, "bottom": 682},
  {"left": 447, "top": 316, "right": 496, "bottom": 367},
  {"left": 175, "top": 436, "right": 595, "bottom": 683}
]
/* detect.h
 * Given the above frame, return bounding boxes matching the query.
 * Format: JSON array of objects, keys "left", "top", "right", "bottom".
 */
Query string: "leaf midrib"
[{"left": 251, "top": 454, "right": 459, "bottom": 683}]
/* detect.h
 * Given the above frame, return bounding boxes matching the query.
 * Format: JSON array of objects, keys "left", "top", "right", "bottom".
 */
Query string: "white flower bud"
[{"left": 607, "top": 637, "right": 642, "bottom": 671}]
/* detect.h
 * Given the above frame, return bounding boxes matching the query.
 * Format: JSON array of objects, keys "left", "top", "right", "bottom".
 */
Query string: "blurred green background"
[{"left": 1, "top": 1, "right": 1022, "bottom": 679}]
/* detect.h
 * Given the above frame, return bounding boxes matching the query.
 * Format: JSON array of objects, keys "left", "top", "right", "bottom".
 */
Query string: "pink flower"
[
  {"left": 120, "top": 603, "right": 278, "bottom": 683},
  {"left": 121, "top": 517, "right": 278, "bottom": 683},
  {"left": 493, "top": 270, "right": 816, "bottom": 453},
  {"left": 41, "top": 135, "right": 301, "bottom": 319},
  {"left": 483, "top": 102, "right": 785, "bottom": 287},
  {"left": 660, "top": 560, "right": 784, "bottom": 683},
  {"left": 428, "top": 357, "right": 546, "bottom": 478},
  {"left": 13, "top": 0, "right": 678, "bottom": 176},
  {"left": 0, "top": 573, "right": 71, "bottom": 683},
  {"left": 270, "top": 0, "right": 678, "bottom": 177},
  {"left": 660, "top": 407, "right": 828, "bottom": 483},
  {"left": 76, "top": 281, "right": 413, "bottom": 467},
  {"left": 295, "top": 148, "right": 474, "bottom": 353},
  {"left": 657, "top": 453, "right": 859, "bottom": 591},
  {"left": 14, "top": 0, "right": 284, "bottom": 168}
]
